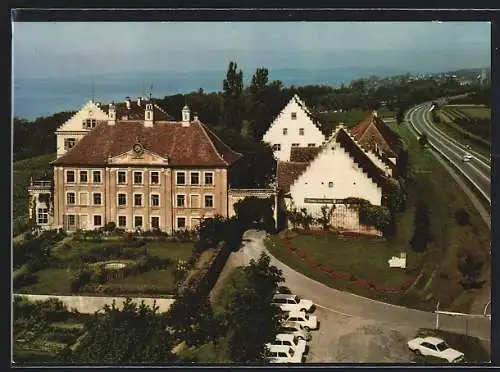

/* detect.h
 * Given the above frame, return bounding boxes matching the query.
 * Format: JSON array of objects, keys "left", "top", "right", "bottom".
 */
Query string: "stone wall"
[{"left": 14, "top": 293, "right": 175, "bottom": 314}]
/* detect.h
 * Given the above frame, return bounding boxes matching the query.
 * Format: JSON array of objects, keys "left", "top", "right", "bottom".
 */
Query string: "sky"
[{"left": 12, "top": 22, "right": 491, "bottom": 79}]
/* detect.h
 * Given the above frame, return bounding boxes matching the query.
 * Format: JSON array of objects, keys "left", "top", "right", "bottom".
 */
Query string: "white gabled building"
[
  {"left": 262, "top": 94, "right": 326, "bottom": 161},
  {"left": 55, "top": 100, "right": 110, "bottom": 158},
  {"left": 277, "top": 125, "right": 389, "bottom": 235}
]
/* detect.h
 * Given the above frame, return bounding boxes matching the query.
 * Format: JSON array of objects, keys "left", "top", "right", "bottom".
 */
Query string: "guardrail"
[{"left": 405, "top": 105, "right": 491, "bottom": 210}]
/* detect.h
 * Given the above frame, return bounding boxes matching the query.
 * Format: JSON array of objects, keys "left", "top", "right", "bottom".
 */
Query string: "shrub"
[
  {"left": 454, "top": 208, "right": 470, "bottom": 226},
  {"left": 70, "top": 269, "right": 92, "bottom": 293}
]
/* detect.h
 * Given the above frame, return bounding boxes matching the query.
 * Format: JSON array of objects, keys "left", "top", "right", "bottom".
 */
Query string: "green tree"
[
  {"left": 243, "top": 252, "right": 285, "bottom": 299},
  {"left": 396, "top": 108, "right": 405, "bottom": 124},
  {"left": 66, "top": 298, "right": 176, "bottom": 363},
  {"left": 409, "top": 200, "right": 433, "bottom": 252},
  {"left": 458, "top": 249, "right": 486, "bottom": 290},
  {"left": 418, "top": 133, "right": 429, "bottom": 148},
  {"left": 166, "top": 289, "right": 223, "bottom": 347},
  {"left": 315, "top": 204, "right": 336, "bottom": 230},
  {"left": 234, "top": 196, "right": 275, "bottom": 233},
  {"left": 221, "top": 61, "right": 244, "bottom": 132}
]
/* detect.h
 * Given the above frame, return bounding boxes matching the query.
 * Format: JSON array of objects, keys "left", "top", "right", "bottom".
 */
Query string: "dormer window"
[
  {"left": 272, "top": 144, "right": 281, "bottom": 151},
  {"left": 64, "top": 138, "right": 76, "bottom": 150},
  {"left": 83, "top": 119, "right": 97, "bottom": 129},
  {"left": 282, "top": 128, "right": 288, "bottom": 135},
  {"left": 291, "top": 112, "right": 297, "bottom": 120}
]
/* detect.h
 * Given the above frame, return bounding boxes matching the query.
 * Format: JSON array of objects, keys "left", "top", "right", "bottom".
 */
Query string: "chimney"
[
  {"left": 137, "top": 97, "right": 142, "bottom": 107},
  {"left": 95, "top": 101, "right": 101, "bottom": 108},
  {"left": 125, "top": 97, "right": 131, "bottom": 110},
  {"left": 144, "top": 103, "right": 154, "bottom": 127},
  {"left": 108, "top": 102, "right": 116, "bottom": 125},
  {"left": 193, "top": 112, "right": 199, "bottom": 121},
  {"left": 182, "top": 105, "right": 191, "bottom": 127},
  {"left": 372, "top": 110, "right": 378, "bottom": 118}
]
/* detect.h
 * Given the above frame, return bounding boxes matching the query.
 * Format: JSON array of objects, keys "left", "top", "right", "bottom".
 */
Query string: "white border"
[
  {"left": 117, "top": 169, "right": 128, "bottom": 185},
  {"left": 175, "top": 193, "right": 186, "bottom": 208},
  {"left": 79, "top": 170, "right": 88, "bottom": 183},
  {"left": 133, "top": 170, "right": 144, "bottom": 185},
  {"left": 117, "top": 215, "right": 127, "bottom": 229},
  {"left": 176, "top": 215, "right": 188, "bottom": 229},
  {"left": 204, "top": 193, "right": 215, "bottom": 208},
  {"left": 150, "top": 192, "right": 160, "bottom": 207},
  {"left": 65, "top": 191, "right": 76, "bottom": 206},
  {"left": 150, "top": 170, "right": 160, "bottom": 185},
  {"left": 133, "top": 214, "right": 144, "bottom": 229},
  {"left": 92, "top": 169, "right": 102, "bottom": 184},
  {"left": 92, "top": 191, "right": 102, "bottom": 206},
  {"left": 117, "top": 192, "right": 128, "bottom": 207},
  {"left": 133, "top": 192, "right": 144, "bottom": 207},
  {"left": 203, "top": 171, "right": 214, "bottom": 186},
  {"left": 150, "top": 215, "right": 161, "bottom": 229},
  {"left": 65, "top": 169, "right": 76, "bottom": 184},
  {"left": 92, "top": 213, "right": 103, "bottom": 228},
  {"left": 175, "top": 170, "right": 186, "bottom": 185}
]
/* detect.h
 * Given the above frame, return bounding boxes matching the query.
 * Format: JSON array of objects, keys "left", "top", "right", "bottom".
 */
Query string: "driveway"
[{"left": 238, "top": 230, "right": 491, "bottom": 342}]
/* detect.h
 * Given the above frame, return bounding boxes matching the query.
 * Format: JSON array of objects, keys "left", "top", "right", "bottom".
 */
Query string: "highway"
[{"left": 406, "top": 102, "right": 491, "bottom": 207}]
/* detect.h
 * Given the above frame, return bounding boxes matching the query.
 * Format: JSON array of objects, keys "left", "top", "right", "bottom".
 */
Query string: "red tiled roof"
[
  {"left": 277, "top": 161, "right": 309, "bottom": 193},
  {"left": 277, "top": 126, "right": 388, "bottom": 193},
  {"left": 289, "top": 147, "right": 321, "bottom": 163},
  {"left": 52, "top": 120, "right": 242, "bottom": 167},
  {"left": 351, "top": 114, "right": 403, "bottom": 156}
]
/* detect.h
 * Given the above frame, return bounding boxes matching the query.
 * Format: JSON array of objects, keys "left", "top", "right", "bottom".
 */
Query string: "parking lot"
[{"left": 305, "top": 307, "right": 416, "bottom": 363}]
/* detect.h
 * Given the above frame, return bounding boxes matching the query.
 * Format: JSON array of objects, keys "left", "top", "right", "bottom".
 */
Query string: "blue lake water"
[{"left": 13, "top": 67, "right": 415, "bottom": 120}]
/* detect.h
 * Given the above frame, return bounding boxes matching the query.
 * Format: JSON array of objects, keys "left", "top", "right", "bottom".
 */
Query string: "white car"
[
  {"left": 266, "top": 333, "right": 308, "bottom": 358},
  {"left": 462, "top": 154, "right": 473, "bottom": 162},
  {"left": 266, "top": 344, "right": 303, "bottom": 363},
  {"left": 271, "top": 294, "right": 315, "bottom": 313},
  {"left": 282, "top": 311, "right": 318, "bottom": 331},
  {"left": 279, "top": 321, "right": 312, "bottom": 341},
  {"left": 407, "top": 336, "right": 465, "bottom": 363}
]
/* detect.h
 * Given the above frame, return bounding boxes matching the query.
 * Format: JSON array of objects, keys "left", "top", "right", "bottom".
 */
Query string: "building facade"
[
  {"left": 49, "top": 102, "right": 242, "bottom": 233},
  {"left": 262, "top": 94, "right": 326, "bottom": 161},
  {"left": 277, "top": 125, "right": 388, "bottom": 235}
]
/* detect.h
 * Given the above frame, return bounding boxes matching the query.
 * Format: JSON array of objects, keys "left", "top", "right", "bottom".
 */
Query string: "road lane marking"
[{"left": 315, "top": 304, "right": 355, "bottom": 318}]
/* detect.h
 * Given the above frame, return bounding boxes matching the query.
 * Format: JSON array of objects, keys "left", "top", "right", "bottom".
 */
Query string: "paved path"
[{"left": 239, "top": 230, "right": 491, "bottom": 342}]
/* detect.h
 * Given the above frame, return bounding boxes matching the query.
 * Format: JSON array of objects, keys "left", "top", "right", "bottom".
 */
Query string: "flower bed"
[{"left": 279, "top": 235, "right": 416, "bottom": 294}]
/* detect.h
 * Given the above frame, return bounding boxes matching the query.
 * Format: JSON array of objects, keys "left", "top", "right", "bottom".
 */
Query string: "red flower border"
[{"left": 279, "top": 234, "right": 416, "bottom": 294}]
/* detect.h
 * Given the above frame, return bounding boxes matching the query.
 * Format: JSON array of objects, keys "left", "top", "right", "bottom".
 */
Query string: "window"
[
  {"left": 133, "top": 171, "right": 143, "bottom": 184},
  {"left": 299, "top": 128, "right": 304, "bottom": 136},
  {"left": 64, "top": 138, "right": 76, "bottom": 150},
  {"left": 176, "top": 172, "right": 186, "bottom": 185},
  {"left": 66, "top": 170, "right": 75, "bottom": 183},
  {"left": 118, "top": 216, "right": 127, "bottom": 228},
  {"left": 204, "top": 172, "right": 213, "bottom": 185},
  {"left": 67, "top": 214, "right": 76, "bottom": 226},
  {"left": 190, "top": 194, "right": 200, "bottom": 208},
  {"left": 79, "top": 170, "right": 88, "bottom": 183},
  {"left": 118, "top": 193, "right": 127, "bottom": 206},
  {"left": 83, "top": 118, "right": 97, "bottom": 129},
  {"left": 204, "top": 195, "right": 214, "bottom": 208},
  {"left": 93, "top": 170, "right": 101, "bottom": 183},
  {"left": 117, "top": 171, "right": 127, "bottom": 184},
  {"left": 79, "top": 192, "right": 88, "bottom": 205},
  {"left": 134, "top": 216, "right": 143, "bottom": 228},
  {"left": 308, "top": 143, "right": 316, "bottom": 147},
  {"left": 67, "top": 192, "right": 76, "bottom": 205},
  {"left": 282, "top": 128, "right": 288, "bottom": 135},
  {"left": 93, "top": 193, "right": 102, "bottom": 205},
  {"left": 177, "top": 217, "right": 186, "bottom": 229},
  {"left": 151, "top": 216, "right": 160, "bottom": 229},
  {"left": 134, "top": 194, "right": 143, "bottom": 206},
  {"left": 328, "top": 181, "right": 334, "bottom": 188},
  {"left": 291, "top": 112, "right": 297, "bottom": 120},
  {"left": 151, "top": 194, "right": 160, "bottom": 207},
  {"left": 272, "top": 144, "right": 281, "bottom": 151},
  {"left": 150, "top": 171, "right": 159, "bottom": 185},
  {"left": 37, "top": 208, "right": 48, "bottom": 224},
  {"left": 278, "top": 352, "right": 288, "bottom": 358},
  {"left": 191, "top": 217, "right": 201, "bottom": 228},
  {"left": 190, "top": 172, "right": 200, "bottom": 185},
  {"left": 291, "top": 143, "right": 300, "bottom": 147},
  {"left": 93, "top": 215, "right": 102, "bottom": 227},
  {"left": 177, "top": 194, "right": 185, "bottom": 207}
]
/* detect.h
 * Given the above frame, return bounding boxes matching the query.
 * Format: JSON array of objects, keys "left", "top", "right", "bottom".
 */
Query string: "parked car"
[
  {"left": 266, "top": 344, "right": 304, "bottom": 363},
  {"left": 282, "top": 311, "right": 318, "bottom": 331},
  {"left": 265, "top": 333, "right": 308, "bottom": 358},
  {"left": 271, "top": 294, "right": 315, "bottom": 313},
  {"left": 407, "top": 336, "right": 465, "bottom": 363},
  {"left": 279, "top": 321, "right": 312, "bottom": 341},
  {"left": 462, "top": 154, "right": 473, "bottom": 162}
]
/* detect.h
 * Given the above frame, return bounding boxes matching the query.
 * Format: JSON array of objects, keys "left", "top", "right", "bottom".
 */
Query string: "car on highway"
[
  {"left": 462, "top": 154, "right": 473, "bottom": 162},
  {"left": 407, "top": 336, "right": 465, "bottom": 363},
  {"left": 282, "top": 311, "right": 318, "bottom": 331},
  {"left": 279, "top": 321, "right": 312, "bottom": 341},
  {"left": 266, "top": 344, "right": 304, "bottom": 363},
  {"left": 271, "top": 294, "right": 315, "bottom": 313}
]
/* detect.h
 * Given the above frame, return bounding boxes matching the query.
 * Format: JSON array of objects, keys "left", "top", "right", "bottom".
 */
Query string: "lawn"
[
  {"left": 104, "top": 268, "right": 177, "bottom": 295},
  {"left": 20, "top": 268, "right": 74, "bottom": 295},
  {"left": 454, "top": 105, "right": 491, "bottom": 120},
  {"left": 144, "top": 241, "right": 193, "bottom": 261},
  {"left": 288, "top": 234, "right": 409, "bottom": 286}
]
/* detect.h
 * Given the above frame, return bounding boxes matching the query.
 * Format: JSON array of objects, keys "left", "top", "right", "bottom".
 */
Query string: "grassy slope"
[{"left": 13, "top": 153, "right": 56, "bottom": 222}]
